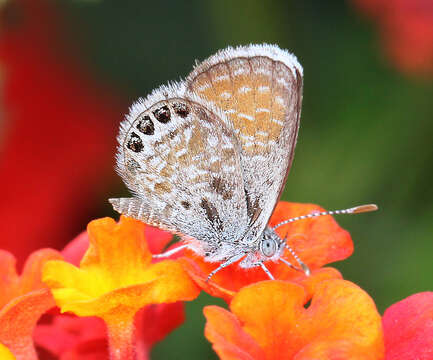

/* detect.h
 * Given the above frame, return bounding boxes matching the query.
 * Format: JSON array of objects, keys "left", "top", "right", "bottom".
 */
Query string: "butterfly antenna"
[{"left": 272, "top": 204, "right": 378, "bottom": 230}]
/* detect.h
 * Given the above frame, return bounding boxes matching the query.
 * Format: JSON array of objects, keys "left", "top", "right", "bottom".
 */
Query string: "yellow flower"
[
  {"left": 0, "top": 343, "right": 16, "bottom": 360},
  {"left": 43, "top": 216, "right": 200, "bottom": 359}
]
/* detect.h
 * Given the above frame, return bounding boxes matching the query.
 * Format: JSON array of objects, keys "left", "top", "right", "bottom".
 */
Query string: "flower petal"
[
  {"left": 269, "top": 202, "right": 353, "bottom": 269},
  {"left": 61, "top": 224, "right": 174, "bottom": 268},
  {"left": 0, "top": 344, "right": 16, "bottom": 360},
  {"left": 0, "top": 251, "right": 19, "bottom": 307},
  {"left": 205, "top": 280, "right": 384, "bottom": 360},
  {"left": 62, "top": 232, "right": 89, "bottom": 267},
  {"left": 34, "top": 315, "right": 106, "bottom": 357},
  {"left": 135, "top": 302, "right": 185, "bottom": 358},
  {"left": 144, "top": 225, "right": 174, "bottom": 255},
  {"left": 204, "top": 306, "right": 265, "bottom": 360},
  {"left": 0, "top": 289, "right": 55, "bottom": 360},
  {"left": 0, "top": 248, "right": 62, "bottom": 360},
  {"left": 382, "top": 292, "right": 433, "bottom": 360},
  {"left": 60, "top": 339, "right": 108, "bottom": 360}
]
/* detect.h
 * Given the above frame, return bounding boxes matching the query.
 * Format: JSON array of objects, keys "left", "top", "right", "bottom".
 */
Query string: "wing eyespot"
[
  {"left": 126, "top": 132, "right": 144, "bottom": 153},
  {"left": 173, "top": 102, "right": 190, "bottom": 118},
  {"left": 153, "top": 105, "right": 171, "bottom": 123},
  {"left": 137, "top": 115, "right": 155, "bottom": 135}
]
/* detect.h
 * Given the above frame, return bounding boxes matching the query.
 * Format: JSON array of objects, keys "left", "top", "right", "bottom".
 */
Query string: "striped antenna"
[{"left": 272, "top": 204, "right": 378, "bottom": 230}]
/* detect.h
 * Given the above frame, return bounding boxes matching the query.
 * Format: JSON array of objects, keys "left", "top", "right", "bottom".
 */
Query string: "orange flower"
[
  {"left": 204, "top": 280, "right": 384, "bottom": 360},
  {"left": 61, "top": 223, "right": 175, "bottom": 267},
  {"left": 0, "top": 248, "right": 62, "bottom": 360},
  {"left": 43, "top": 216, "right": 200, "bottom": 360},
  {"left": 182, "top": 202, "right": 352, "bottom": 302}
]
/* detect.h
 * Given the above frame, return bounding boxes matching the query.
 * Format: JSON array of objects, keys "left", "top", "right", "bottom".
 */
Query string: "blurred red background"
[{"left": 0, "top": 0, "right": 126, "bottom": 267}]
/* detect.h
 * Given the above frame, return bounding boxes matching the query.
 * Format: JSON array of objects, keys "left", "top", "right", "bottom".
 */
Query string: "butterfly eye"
[{"left": 259, "top": 238, "right": 278, "bottom": 257}]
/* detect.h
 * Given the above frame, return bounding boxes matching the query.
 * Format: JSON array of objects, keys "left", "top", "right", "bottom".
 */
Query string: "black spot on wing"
[
  {"left": 153, "top": 105, "right": 171, "bottom": 123},
  {"left": 127, "top": 132, "right": 143, "bottom": 152},
  {"left": 173, "top": 102, "right": 190, "bottom": 118},
  {"left": 137, "top": 115, "right": 154, "bottom": 135}
]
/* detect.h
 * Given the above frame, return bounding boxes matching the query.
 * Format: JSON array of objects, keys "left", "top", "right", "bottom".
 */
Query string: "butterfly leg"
[
  {"left": 285, "top": 243, "right": 310, "bottom": 276},
  {"left": 206, "top": 253, "right": 246, "bottom": 282},
  {"left": 258, "top": 262, "right": 275, "bottom": 280},
  {"left": 152, "top": 244, "right": 189, "bottom": 259},
  {"left": 279, "top": 257, "right": 301, "bottom": 271}
]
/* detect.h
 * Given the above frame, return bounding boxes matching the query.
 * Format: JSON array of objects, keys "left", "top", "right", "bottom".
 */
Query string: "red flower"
[
  {"left": 204, "top": 280, "right": 384, "bottom": 359},
  {"left": 382, "top": 292, "right": 433, "bottom": 360},
  {"left": 181, "top": 202, "right": 352, "bottom": 302},
  {"left": 353, "top": 0, "right": 433, "bottom": 76},
  {"left": 34, "top": 315, "right": 108, "bottom": 359},
  {"left": 0, "top": 0, "right": 125, "bottom": 265}
]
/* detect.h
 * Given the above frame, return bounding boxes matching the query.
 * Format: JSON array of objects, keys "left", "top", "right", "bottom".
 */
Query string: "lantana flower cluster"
[{"left": 1, "top": 202, "right": 433, "bottom": 359}]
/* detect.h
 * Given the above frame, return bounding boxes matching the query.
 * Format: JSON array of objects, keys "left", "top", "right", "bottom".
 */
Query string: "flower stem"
[{"left": 104, "top": 310, "right": 137, "bottom": 360}]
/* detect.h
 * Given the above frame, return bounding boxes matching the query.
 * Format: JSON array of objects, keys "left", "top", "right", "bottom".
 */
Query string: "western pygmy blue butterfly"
[{"left": 110, "top": 44, "right": 377, "bottom": 281}]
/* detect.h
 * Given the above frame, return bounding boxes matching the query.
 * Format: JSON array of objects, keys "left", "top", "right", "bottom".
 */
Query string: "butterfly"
[{"left": 109, "top": 44, "right": 376, "bottom": 281}]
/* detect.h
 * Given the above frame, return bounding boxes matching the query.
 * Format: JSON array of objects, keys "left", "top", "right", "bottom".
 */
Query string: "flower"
[
  {"left": 0, "top": 0, "right": 125, "bottom": 265},
  {"left": 34, "top": 315, "right": 108, "bottom": 359},
  {"left": 0, "top": 248, "right": 62, "bottom": 360},
  {"left": 34, "top": 304, "right": 185, "bottom": 360},
  {"left": 0, "top": 344, "right": 16, "bottom": 360},
  {"left": 61, "top": 223, "right": 174, "bottom": 267},
  {"left": 181, "top": 201, "right": 352, "bottom": 302},
  {"left": 353, "top": 0, "right": 433, "bottom": 76},
  {"left": 204, "top": 280, "right": 384, "bottom": 360},
  {"left": 134, "top": 302, "right": 185, "bottom": 357},
  {"left": 382, "top": 291, "right": 433, "bottom": 360},
  {"left": 43, "top": 216, "right": 200, "bottom": 360}
]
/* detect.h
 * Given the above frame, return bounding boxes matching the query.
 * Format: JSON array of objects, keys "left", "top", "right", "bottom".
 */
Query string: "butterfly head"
[{"left": 257, "top": 227, "right": 285, "bottom": 260}]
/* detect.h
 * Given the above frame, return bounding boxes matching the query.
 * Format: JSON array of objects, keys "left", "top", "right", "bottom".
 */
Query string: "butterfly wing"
[
  {"left": 185, "top": 44, "right": 303, "bottom": 243},
  {"left": 110, "top": 84, "right": 249, "bottom": 257}
]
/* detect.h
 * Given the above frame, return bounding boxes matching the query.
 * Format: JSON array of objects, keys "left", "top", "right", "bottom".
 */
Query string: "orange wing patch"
[
  {"left": 186, "top": 45, "right": 303, "bottom": 240},
  {"left": 187, "top": 56, "right": 298, "bottom": 155}
]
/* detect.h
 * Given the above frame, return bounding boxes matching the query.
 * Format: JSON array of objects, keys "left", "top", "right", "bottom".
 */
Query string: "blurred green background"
[{"left": 12, "top": 0, "right": 433, "bottom": 358}]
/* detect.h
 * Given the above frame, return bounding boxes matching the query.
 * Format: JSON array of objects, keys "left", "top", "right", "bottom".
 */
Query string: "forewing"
[
  {"left": 185, "top": 44, "right": 303, "bottom": 243},
  {"left": 111, "top": 84, "right": 249, "bottom": 253}
]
